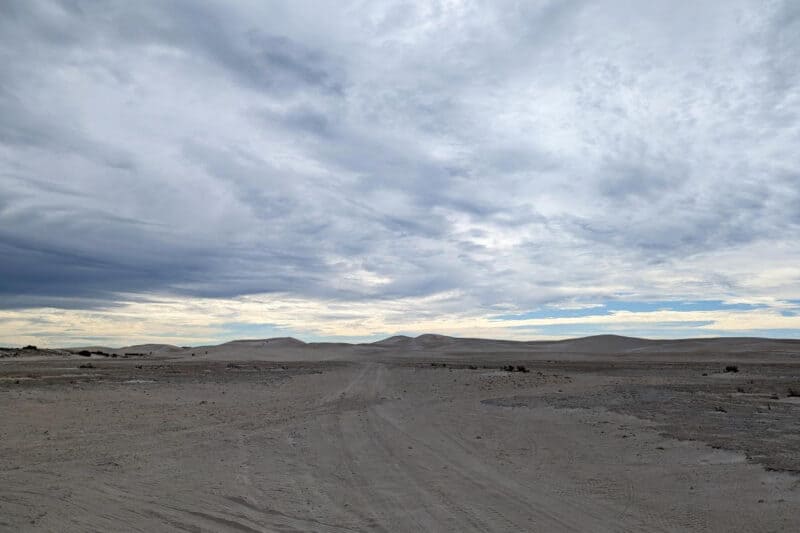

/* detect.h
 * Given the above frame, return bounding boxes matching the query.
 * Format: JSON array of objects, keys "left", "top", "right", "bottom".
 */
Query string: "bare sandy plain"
[{"left": 1, "top": 334, "right": 799, "bottom": 532}]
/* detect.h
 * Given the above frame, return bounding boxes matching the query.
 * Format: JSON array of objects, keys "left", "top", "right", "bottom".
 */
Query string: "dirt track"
[{"left": 1, "top": 355, "right": 799, "bottom": 532}]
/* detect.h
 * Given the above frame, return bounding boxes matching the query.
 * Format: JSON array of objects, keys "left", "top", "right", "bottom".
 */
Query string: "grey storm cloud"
[{"left": 0, "top": 0, "right": 799, "bottom": 312}]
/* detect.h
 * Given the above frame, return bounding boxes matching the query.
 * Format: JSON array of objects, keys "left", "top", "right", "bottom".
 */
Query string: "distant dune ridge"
[
  {"left": 220, "top": 337, "right": 307, "bottom": 348},
  {"left": 30, "top": 334, "right": 797, "bottom": 363}
]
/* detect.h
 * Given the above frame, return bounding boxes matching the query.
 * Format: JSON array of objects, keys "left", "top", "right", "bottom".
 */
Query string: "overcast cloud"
[{"left": 1, "top": 0, "right": 799, "bottom": 345}]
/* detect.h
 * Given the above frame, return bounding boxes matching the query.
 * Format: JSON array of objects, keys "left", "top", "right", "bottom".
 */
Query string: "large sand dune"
[
  {"left": 44, "top": 333, "right": 800, "bottom": 363},
  {"left": 1, "top": 335, "right": 799, "bottom": 531}
]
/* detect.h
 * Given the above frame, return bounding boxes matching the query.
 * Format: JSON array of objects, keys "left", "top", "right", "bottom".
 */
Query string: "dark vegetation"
[
  {"left": 724, "top": 365, "right": 739, "bottom": 373},
  {"left": 77, "top": 350, "right": 112, "bottom": 357},
  {"left": 428, "top": 362, "right": 530, "bottom": 372},
  {"left": 503, "top": 365, "right": 529, "bottom": 373}
]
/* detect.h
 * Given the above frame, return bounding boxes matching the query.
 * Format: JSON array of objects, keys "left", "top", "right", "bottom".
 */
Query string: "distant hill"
[
  {"left": 44, "top": 334, "right": 799, "bottom": 363},
  {"left": 219, "top": 337, "right": 307, "bottom": 348}
]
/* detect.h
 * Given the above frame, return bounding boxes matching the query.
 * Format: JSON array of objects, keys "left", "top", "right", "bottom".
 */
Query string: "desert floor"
[{"left": 2, "top": 348, "right": 799, "bottom": 531}]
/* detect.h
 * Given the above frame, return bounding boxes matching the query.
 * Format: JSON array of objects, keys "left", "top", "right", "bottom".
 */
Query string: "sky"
[{"left": 1, "top": 0, "right": 799, "bottom": 347}]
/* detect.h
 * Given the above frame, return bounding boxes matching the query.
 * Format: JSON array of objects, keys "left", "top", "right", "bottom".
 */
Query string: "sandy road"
[
  {"left": 293, "top": 363, "right": 656, "bottom": 532},
  {"left": 1, "top": 359, "right": 799, "bottom": 532},
  {"left": 287, "top": 362, "right": 798, "bottom": 532}
]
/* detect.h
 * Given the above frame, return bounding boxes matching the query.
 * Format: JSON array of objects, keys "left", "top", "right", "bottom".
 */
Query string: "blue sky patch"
[{"left": 494, "top": 300, "right": 766, "bottom": 321}]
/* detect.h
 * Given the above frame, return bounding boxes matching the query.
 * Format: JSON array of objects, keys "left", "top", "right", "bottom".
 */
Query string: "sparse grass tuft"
[{"left": 502, "top": 364, "right": 530, "bottom": 373}]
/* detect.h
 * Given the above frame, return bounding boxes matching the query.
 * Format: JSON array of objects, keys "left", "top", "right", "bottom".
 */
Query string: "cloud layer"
[{"left": 1, "top": 1, "right": 799, "bottom": 345}]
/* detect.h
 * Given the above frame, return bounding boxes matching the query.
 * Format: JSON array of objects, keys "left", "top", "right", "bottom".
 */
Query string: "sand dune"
[
  {"left": 186, "top": 334, "right": 800, "bottom": 362},
  {"left": 32, "top": 334, "right": 796, "bottom": 364}
]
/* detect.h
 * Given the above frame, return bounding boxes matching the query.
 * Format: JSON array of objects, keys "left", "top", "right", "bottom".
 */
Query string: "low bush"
[{"left": 724, "top": 365, "right": 739, "bottom": 373}]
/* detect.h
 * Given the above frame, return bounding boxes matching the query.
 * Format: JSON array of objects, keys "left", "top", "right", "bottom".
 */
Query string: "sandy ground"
[{"left": 1, "top": 338, "right": 800, "bottom": 532}]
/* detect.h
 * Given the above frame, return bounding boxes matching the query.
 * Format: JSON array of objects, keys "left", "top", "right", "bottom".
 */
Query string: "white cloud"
[{"left": 0, "top": 1, "right": 798, "bottom": 343}]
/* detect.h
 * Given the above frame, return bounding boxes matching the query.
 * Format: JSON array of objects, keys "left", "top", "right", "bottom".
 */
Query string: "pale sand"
[{"left": 1, "top": 335, "right": 799, "bottom": 531}]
